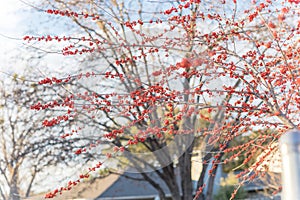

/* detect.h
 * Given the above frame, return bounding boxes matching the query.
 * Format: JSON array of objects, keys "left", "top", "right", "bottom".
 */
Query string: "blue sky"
[{"left": 0, "top": 0, "right": 78, "bottom": 77}]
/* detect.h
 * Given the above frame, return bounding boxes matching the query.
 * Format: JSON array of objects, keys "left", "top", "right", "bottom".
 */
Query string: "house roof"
[
  {"left": 25, "top": 174, "right": 119, "bottom": 200},
  {"left": 96, "top": 171, "right": 174, "bottom": 200},
  {"left": 27, "top": 166, "right": 193, "bottom": 200}
]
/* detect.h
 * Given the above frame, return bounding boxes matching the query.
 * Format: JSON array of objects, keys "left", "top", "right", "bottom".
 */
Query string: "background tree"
[
  {"left": 23, "top": 0, "right": 300, "bottom": 199},
  {"left": 0, "top": 71, "right": 98, "bottom": 200}
]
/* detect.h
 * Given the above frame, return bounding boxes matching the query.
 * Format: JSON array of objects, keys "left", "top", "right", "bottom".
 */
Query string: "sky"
[
  {"left": 0, "top": 0, "right": 35, "bottom": 76},
  {"left": 0, "top": 0, "right": 24, "bottom": 34},
  {"left": 0, "top": 1, "right": 21, "bottom": 57},
  {"left": 0, "top": 0, "right": 82, "bottom": 81}
]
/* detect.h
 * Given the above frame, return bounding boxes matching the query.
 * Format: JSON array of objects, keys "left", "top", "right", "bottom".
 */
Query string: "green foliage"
[
  {"left": 214, "top": 185, "right": 247, "bottom": 200},
  {"left": 222, "top": 136, "right": 254, "bottom": 172},
  {"left": 222, "top": 130, "right": 275, "bottom": 172},
  {"left": 221, "top": 172, "right": 239, "bottom": 185},
  {"left": 98, "top": 168, "right": 110, "bottom": 178},
  {"left": 214, "top": 172, "right": 248, "bottom": 200}
]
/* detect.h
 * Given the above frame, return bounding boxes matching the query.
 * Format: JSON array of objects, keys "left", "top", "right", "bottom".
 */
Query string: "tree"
[
  {"left": 24, "top": 0, "right": 300, "bottom": 199},
  {"left": 0, "top": 72, "right": 98, "bottom": 200}
]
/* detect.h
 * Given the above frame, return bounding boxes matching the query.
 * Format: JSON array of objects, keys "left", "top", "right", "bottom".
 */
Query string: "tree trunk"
[
  {"left": 9, "top": 185, "right": 20, "bottom": 200},
  {"left": 205, "top": 163, "right": 218, "bottom": 200},
  {"left": 196, "top": 159, "right": 209, "bottom": 200},
  {"left": 161, "top": 165, "right": 181, "bottom": 200},
  {"left": 9, "top": 180, "right": 20, "bottom": 200},
  {"left": 8, "top": 167, "right": 20, "bottom": 200},
  {"left": 196, "top": 149, "right": 214, "bottom": 200},
  {"left": 179, "top": 142, "right": 194, "bottom": 200},
  {"left": 140, "top": 172, "right": 167, "bottom": 200},
  {"left": 168, "top": 184, "right": 181, "bottom": 200}
]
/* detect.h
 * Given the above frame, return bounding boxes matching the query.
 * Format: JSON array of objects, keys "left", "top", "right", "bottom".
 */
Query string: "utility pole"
[{"left": 279, "top": 129, "right": 300, "bottom": 200}]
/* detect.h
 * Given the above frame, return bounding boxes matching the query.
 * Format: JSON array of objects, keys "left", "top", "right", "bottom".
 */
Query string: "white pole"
[{"left": 279, "top": 129, "right": 300, "bottom": 200}]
